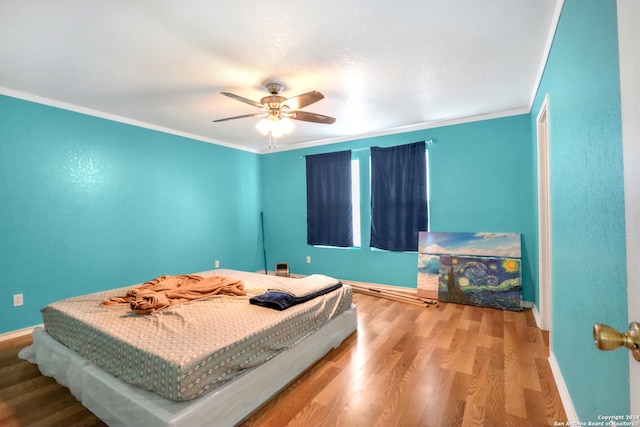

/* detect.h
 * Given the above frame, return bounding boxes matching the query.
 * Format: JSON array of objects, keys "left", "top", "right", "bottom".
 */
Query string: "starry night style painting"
[{"left": 417, "top": 232, "right": 522, "bottom": 311}]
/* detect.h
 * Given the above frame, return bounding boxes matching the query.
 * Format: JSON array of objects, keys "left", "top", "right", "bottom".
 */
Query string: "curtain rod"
[
  {"left": 298, "top": 138, "right": 437, "bottom": 158},
  {"left": 353, "top": 138, "right": 437, "bottom": 152}
]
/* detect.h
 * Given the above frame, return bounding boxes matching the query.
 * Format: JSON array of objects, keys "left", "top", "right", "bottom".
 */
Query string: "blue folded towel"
[{"left": 249, "top": 282, "right": 342, "bottom": 311}]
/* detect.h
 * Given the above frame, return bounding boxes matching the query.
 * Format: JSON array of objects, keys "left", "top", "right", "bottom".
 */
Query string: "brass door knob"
[{"left": 593, "top": 322, "right": 640, "bottom": 361}]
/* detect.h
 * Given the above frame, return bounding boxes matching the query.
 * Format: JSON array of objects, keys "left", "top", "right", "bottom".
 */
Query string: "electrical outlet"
[
  {"left": 215, "top": 260, "right": 220, "bottom": 268},
  {"left": 13, "top": 294, "right": 23, "bottom": 307},
  {"left": 306, "top": 256, "right": 311, "bottom": 264}
]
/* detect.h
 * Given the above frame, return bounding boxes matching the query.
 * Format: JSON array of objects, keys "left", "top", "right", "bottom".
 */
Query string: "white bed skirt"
[{"left": 19, "top": 304, "right": 358, "bottom": 427}]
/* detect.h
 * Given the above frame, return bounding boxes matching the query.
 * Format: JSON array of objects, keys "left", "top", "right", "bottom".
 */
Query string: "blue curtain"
[
  {"left": 306, "top": 150, "right": 353, "bottom": 247},
  {"left": 370, "top": 141, "right": 428, "bottom": 251}
]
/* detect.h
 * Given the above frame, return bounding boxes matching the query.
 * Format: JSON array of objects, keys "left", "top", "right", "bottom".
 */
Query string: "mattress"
[
  {"left": 20, "top": 306, "right": 358, "bottom": 427},
  {"left": 40, "top": 269, "right": 352, "bottom": 401}
]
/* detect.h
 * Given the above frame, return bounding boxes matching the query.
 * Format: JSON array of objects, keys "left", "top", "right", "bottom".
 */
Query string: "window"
[
  {"left": 306, "top": 156, "right": 360, "bottom": 249},
  {"left": 351, "top": 159, "right": 361, "bottom": 247},
  {"left": 305, "top": 143, "right": 428, "bottom": 250},
  {"left": 370, "top": 141, "right": 428, "bottom": 251},
  {"left": 306, "top": 150, "right": 353, "bottom": 247},
  {"left": 425, "top": 149, "right": 430, "bottom": 230}
]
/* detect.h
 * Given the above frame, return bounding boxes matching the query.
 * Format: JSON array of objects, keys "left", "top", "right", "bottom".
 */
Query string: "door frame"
[
  {"left": 537, "top": 94, "right": 552, "bottom": 333},
  {"left": 618, "top": 0, "right": 640, "bottom": 415}
]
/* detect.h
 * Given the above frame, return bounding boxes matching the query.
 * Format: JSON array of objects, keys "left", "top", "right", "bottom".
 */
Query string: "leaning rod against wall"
[{"left": 261, "top": 211, "right": 267, "bottom": 274}]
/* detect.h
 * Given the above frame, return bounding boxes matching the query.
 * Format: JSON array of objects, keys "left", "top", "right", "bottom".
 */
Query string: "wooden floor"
[{"left": 0, "top": 292, "right": 566, "bottom": 427}]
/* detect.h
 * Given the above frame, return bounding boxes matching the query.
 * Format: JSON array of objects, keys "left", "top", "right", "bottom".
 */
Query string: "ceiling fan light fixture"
[
  {"left": 256, "top": 117, "right": 271, "bottom": 135},
  {"left": 215, "top": 82, "right": 334, "bottom": 148},
  {"left": 256, "top": 115, "right": 294, "bottom": 138},
  {"left": 280, "top": 117, "right": 295, "bottom": 134}
]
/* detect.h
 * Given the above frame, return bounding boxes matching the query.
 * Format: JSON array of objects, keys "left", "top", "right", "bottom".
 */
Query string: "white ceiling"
[{"left": 0, "top": 0, "right": 561, "bottom": 153}]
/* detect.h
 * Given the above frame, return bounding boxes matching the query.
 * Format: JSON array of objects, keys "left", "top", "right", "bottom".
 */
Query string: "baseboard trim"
[
  {"left": 530, "top": 302, "right": 542, "bottom": 329},
  {"left": 0, "top": 324, "right": 41, "bottom": 343},
  {"left": 549, "top": 351, "right": 579, "bottom": 423}
]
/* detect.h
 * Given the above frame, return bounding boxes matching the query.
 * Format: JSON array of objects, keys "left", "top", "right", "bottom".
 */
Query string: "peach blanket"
[{"left": 102, "top": 274, "right": 246, "bottom": 314}]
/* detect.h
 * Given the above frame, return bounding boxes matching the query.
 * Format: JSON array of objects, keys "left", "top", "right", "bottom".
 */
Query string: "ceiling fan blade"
[
  {"left": 291, "top": 111, "right": 336, "bottom": 124},
  {"left": 212, "top": 113, "right": 267, "bottom": 123},
  {"left": 283, "top": 91, "right": 324, "bottom": 110},
  {"left": 220, "top": 92, "right": 265, "bottom": 109}
]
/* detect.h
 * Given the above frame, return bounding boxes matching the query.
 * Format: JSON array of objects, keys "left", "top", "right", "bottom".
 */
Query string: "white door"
[{"left": 618, "top": 0, "right": 640, "bottom": 415}]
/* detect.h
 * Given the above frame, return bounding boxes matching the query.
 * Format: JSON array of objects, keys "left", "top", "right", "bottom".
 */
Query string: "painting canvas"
[
  {"left": 417, "top": 231, "right": 522, "bottom": 310},
  {"left": 420, "top": 231, "right": 521, "bottom": 258},
  {"left": 417, "top": 253, "right": 441, "bottom": 299},
  {"left": 438, "top": 255, "right": 521, "bottom": 311}
]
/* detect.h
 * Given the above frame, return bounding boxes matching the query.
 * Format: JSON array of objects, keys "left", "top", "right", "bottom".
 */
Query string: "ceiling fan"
[{"left": 212, "top": 82, "right": 336, "bottom": 129}]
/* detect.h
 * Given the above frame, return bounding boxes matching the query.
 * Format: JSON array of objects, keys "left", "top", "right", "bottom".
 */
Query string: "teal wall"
[
  {"left": 261, "top": 114, "right": 536, "bottom": 299},
  {"left": 0, "top": 95, "right": 263, "bottom": 334},
  {"left": 530, "top": 0, "right": 628, "bottom": 420}
]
